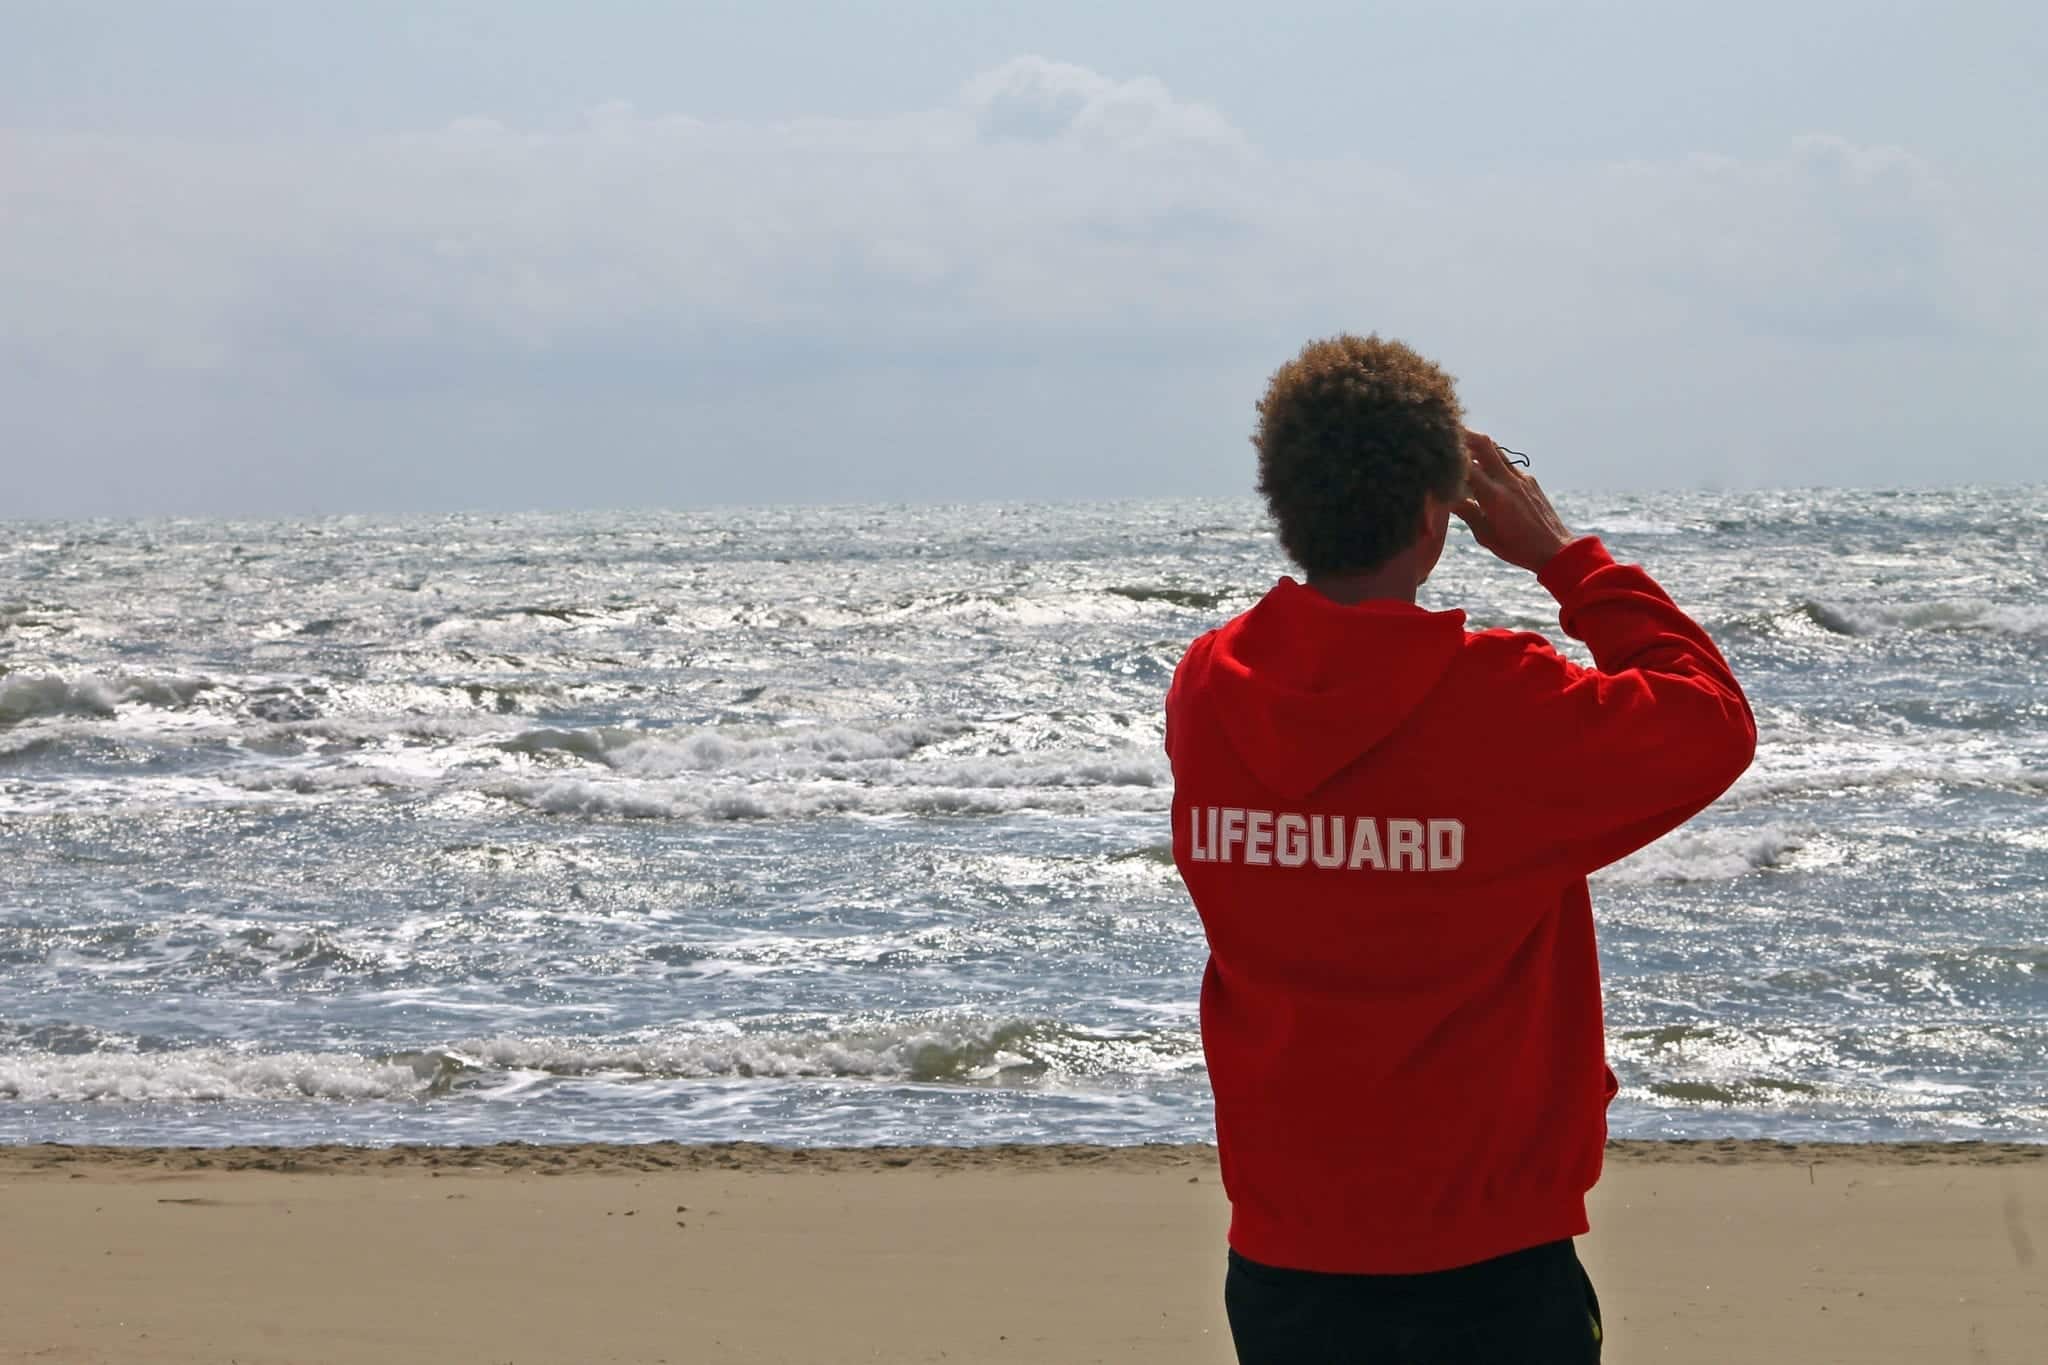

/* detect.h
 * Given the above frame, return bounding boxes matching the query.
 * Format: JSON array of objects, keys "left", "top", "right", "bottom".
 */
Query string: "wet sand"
[{"left": 2, "top": 1140, "right": 2043, "bottom": 1363}]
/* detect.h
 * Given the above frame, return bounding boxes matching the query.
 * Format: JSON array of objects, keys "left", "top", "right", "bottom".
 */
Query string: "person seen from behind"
[{"left": 1164, "top": 334, "right": 1756, "bottom": 1363}]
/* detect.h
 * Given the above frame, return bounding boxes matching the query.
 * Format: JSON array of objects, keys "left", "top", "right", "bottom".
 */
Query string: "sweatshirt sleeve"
[{"left": 1493, "top": 536, "right": 1757, "bottom": 875}]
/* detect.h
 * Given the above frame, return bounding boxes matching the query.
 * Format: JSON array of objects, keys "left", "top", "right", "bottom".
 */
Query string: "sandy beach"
[{"left": 0, "top": 1140, "right": 2042, "bottom": 1363}]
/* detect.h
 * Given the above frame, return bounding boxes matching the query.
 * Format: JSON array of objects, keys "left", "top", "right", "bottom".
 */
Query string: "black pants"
[{"left": 1224, "top": 1238, "right": 1602, "bottom": 1364}]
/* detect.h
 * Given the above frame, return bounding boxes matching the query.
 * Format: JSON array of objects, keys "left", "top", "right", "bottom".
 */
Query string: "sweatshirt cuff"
[{"left": 1536, "top": 535, "right": 1613, "bottom": 600}]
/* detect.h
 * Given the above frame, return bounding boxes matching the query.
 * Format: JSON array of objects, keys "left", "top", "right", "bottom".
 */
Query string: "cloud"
[
  {"left": 1589, "top": 135, "right": 1964, "bottom": 341},
  {"left": 1, "top": 66, "right": 1274, "bottom": 382},
  {"left": 0, "top": 58, "right": 2041, "bottom": 514},
  {"left": 960, "top": 55, "right": 1249, "bottom": 153}
]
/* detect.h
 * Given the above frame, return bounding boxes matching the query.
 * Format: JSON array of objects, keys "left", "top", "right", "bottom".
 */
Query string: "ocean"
[{"left": 2, "top": 488, "right": 2044, "bottom": 1147}]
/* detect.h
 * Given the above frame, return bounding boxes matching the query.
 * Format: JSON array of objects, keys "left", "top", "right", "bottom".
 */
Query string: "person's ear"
[{"left": 1415, "top": 494, "right": 1452, "bottom": 588}]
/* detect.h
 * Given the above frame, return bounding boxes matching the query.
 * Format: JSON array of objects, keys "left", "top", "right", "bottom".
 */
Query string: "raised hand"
[{"left": 1453, "top": 430, "right": 1576, "bottom": 573}]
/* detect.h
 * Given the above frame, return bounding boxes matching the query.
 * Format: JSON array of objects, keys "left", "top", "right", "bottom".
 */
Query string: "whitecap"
[
  {"left": 1597, "top": 823, "right": 1814, "bottom": 884},
  {"left": 0, "top": 670, "right": 213, "bottom": 727}
]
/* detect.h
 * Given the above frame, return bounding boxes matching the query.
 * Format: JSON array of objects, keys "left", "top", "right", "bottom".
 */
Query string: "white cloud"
[
  {"left": 960, "top": 55, "right": 1249, "bottom": 153},
  {"left": 1, "top": 58, "right": 2040, "bottom": 513}
]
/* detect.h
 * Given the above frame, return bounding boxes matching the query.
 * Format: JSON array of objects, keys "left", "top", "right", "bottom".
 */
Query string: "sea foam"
[
  {"left": 0, "top": 1019, "right": 1202, "bottom": 1103},
  {"left": 1598, "top": 823, "right": 1812, "bottom": 884},
  {"left": 0, "top": 670, "right": 212, "bottom": 726}
]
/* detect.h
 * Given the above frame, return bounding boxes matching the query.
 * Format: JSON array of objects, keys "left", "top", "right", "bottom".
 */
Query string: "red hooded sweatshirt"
[{"left": 1166, "top": 536, "right": 1755, "bottom": 1274}]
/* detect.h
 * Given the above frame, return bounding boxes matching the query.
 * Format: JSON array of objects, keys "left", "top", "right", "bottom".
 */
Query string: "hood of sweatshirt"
[{"left": 1194, "top": 577, "right": 1467, "bottom": 799}]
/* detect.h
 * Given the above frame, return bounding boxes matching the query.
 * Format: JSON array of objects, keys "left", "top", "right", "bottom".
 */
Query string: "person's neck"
[{"left": 1304, "top": 562, "right": 1419, "bottom": 606}]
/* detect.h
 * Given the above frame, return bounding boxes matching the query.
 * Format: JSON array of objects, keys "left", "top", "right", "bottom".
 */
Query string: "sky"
[{"left": 3, "top": 0, "right": 2043, "bottom": 519}]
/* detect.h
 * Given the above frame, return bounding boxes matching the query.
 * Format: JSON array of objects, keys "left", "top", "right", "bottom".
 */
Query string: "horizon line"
[{"left": 8, "top": 480, "right": 2046, "bottom": 530}]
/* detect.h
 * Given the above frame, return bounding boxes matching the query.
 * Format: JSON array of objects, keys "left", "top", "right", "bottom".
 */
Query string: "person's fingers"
[
  {"left": 1462, "top": 432, "right": 1500, "bottom": 485},
  {"left": 1452, "top": 497, "right": 1487, "bottom": 528},
  {"left": 1465, "top": 429, "right": 1512, "bottom": 481},
  {"left": 1469, "top": 453, "right": 1516, "bottom": 499},
  {"left": 1488, "top": 443, "right": 1526, "bottom": 483}
]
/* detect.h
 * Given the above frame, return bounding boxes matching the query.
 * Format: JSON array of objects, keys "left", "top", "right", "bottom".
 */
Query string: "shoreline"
[{"left": 4, "top": 1135, "right": 2046, "bottom": 1175}]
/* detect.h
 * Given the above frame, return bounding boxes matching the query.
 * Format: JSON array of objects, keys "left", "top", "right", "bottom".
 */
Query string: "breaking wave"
[
  {"left": 1728, "top": 761, "right": 2047, "bottom": 806},
  {"left": 486, "top": 766, "right": 1170, "bottom": 822},
  {"left": 226, "top": 766, "right": 428, "bottom": 796},
  {"left": 0, "top": 1048, "right": 430, "bottom": 1104},
  {"left": 1786, "top": 599, "right": 2048, "bottom": 638},
  {"left": 439, "top": 1020, "right": 1199, "bottom": 1085},
  {"left": 0, "top": 1019, "right": 1203, "bottom": 1104},
  {"left": 476, "top": 720, "right": 1171, "bottom": 820},
  {"left": 1101, "top": 585, "right": 1230, "bottom": 611},
  {"left": 1597, "top": 824, "right": 1811, "bottom": 884},
  {"left": 0, "top": 670, "right": 213, "bottom": 726},
  {"left": 525, "top": 720, "right": 971, "bottom": 774}
]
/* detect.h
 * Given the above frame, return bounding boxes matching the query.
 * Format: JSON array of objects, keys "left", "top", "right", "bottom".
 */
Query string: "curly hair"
[{"left": 1253, "top": 334, "right": 1467, "bottom": 576}]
